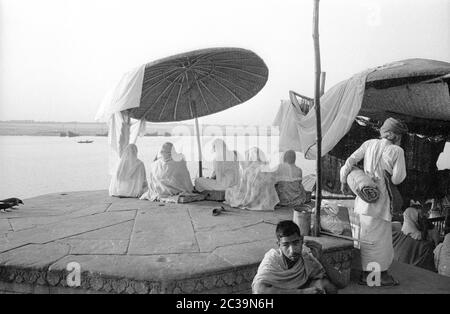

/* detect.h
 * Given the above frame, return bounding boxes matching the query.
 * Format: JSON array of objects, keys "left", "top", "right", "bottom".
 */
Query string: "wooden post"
[
  {"left": 312, "top": 0, "right": 322, "bottom": 237},
  {"left": 320, "top": 72, "right": 326, "bottom": 96},
  {"left": 194, "top": 116, "right": 203, "bottom": 177}
]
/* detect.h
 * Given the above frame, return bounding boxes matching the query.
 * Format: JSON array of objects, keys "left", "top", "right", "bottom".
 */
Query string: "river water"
[{"left": 0, "top": 136, "right": 448, "bottom": 200}]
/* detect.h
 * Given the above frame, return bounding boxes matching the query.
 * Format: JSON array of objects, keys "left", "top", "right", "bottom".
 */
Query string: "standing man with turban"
[{"left": 340, "top": 117, "right": 408, "bottom": 286}]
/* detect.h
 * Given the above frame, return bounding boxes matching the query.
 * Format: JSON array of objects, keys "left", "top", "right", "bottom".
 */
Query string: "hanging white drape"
[
  {"left": 274, "top": 61, "right": 408, "bottom": 159},
  {"left": 95, "top": 64, "right": 146, "bottom": 174}
]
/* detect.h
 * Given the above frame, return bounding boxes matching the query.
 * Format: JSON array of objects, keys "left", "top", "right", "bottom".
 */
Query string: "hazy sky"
[{"left": 0, "top": 0, "right": 449, "bottom": 125}]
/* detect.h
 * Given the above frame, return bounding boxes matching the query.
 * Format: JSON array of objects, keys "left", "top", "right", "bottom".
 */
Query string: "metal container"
[{"left": 293, "top": 208, "right": 311, "bottom": 236}]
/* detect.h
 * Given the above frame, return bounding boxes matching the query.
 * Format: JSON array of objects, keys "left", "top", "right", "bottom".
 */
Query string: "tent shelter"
[{"left": 277, "top": 58, "right": 450, "bottom": 216}]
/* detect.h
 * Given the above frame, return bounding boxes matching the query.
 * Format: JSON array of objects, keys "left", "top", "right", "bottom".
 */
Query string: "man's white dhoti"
[{"left": 359, "top": 214, "right": 394, "bottom": 271}]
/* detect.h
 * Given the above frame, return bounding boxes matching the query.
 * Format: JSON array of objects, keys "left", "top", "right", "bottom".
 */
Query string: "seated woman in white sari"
[
  {"left": 194, "top": 139, "right": 239, "bottom": 192},
  {"left": 225, "top": 147, "right": 280, "bottom": 211},
  {"left": 109, "top": 144, "right": 148, "bottom": 198},
  {"left": 140, "top": 142, "right": 194, "bottom": 201},
  {"left": 275, "top": 150, "right": 308, "bottom": 207}
]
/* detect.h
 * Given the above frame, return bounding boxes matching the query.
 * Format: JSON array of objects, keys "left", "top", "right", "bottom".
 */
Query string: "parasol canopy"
[
  {"left": 128, "top": 47, "right": 269, "bottom": 122},
  {"left": 96, "top": 48, "right": 268, "bottom": 178},
  {"left": 360, "top": 58, "right": 450, "bottom": 135}
]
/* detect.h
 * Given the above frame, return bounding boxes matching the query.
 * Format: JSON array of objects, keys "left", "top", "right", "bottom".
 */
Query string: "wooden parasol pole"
[
  {"left": 312, "top": 0, "right": 322, "bottom": 237},
  {"left": 190, "top": 100, "right": 203, "bottom": 178},
  {"left": 320, "top": 72, "right": 326, "bottom": 96},
  {"left": 194, "top": 115, "right": 203, "bottom": 178}
]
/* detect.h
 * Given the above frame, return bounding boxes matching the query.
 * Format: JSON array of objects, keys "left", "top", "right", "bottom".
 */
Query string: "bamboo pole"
[
  {"left": 194, "top": 116, "right": 203, "bottom": 177},
  {"left": 320, "top": 231, "right": 374, "bottom": 245},
  {"left": 320, "top": 72, "right": 326, "bottom": 96},
  {"left": 312, "top": 0, "right": 322, "bottom": 237}
]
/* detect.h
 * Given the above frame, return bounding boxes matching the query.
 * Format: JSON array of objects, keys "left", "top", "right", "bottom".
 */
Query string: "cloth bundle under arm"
[{"left": 344, "top": 167, "right": 380, "bottom": 203}]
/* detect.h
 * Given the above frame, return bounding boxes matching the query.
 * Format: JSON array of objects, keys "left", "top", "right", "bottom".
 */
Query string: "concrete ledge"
[{"left": 0, "top": 191, "right": 354, "bottom": 294}]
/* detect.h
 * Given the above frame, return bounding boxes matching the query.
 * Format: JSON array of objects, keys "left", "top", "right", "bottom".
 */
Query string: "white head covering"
[
  {"left": 240, "top": 147, "right": 267, "bottom": 170},
  {"left": 210, "top": 139, "right": 239, "bottom": 186},
  {"left": 115, "top": 144, "right": 142, "bottom": 180},
  {"left": 212, "top": 139, "right": 236, "bottom": 162},
  {"left": 401, "top": 207, "right": 422, "bottom": 240},
  {"left": 247, "top": 147, "right": 267, "bottom": 162},
  {"left": 109, "top": 143, "right": 147, "bottom": 197},
  {"left": 155, "top": 142, "right": 184, "bottom": 163},
  {"left": 275, "top": 150, "right": 302, "bottom": 182}
]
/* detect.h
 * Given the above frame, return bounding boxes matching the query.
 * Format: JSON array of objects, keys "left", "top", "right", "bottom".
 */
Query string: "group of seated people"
[
  {"left": 109, "top": 139, "right": 309, "bottom": 210},
  {"left": 392, "top": 201, "right": 450, "bottom": 277}
]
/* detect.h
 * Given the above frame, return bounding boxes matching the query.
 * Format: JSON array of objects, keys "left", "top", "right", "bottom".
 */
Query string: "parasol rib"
[
  {"left": 202, "top": 75, "right": 244, "bottom": 103},
  {"left": 142, "top": 67, "right": 181, "bottom": 85},
  {"left": 158, "top": 81, "right": 178, "bottom": 121},
  {"left": 192, "top": 51, "right": 234, "bottom": 63},
  {"left": 141, "top": 72, "right": 185, "bottom": 120},
  {"left": 196, "top": 56, "right": 259, "bottom": 64},
  {"left": 209, "top": 73, "right": 254, "bottom": 96},
  {"left": 197, "top": 80, "right": 223, "bottom": 104},
  {"left": 141, "top": 69, "right": 184, "bottom": 100},
  {"left": 190, "top": 66, "right": 253, "bottom": 96},
  {"left": 213, "top": 65, "right": 268, "bottom": 79},
  {"left": 173, "top": 82, "right": 184, "bottom": 121},
  {"left": 194, "top": 77, "right": 211, "bottom": 115}
]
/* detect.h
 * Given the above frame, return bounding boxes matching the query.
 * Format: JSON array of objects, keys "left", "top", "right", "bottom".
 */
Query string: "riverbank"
[{"left": 0, "top": 121, "right": 277, "bottom": 137}]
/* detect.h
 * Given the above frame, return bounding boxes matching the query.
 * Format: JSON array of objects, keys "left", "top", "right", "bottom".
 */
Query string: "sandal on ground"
[
  {"left": 212, "top": 206, "right": 225, "bottom": 216},
  {"left": 380, "top": 275, "right": 400, "bottom": 287}
]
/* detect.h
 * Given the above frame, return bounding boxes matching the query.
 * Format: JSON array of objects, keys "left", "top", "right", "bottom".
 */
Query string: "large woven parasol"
[
  {"left": 290, "top": 58, "right": 450, "bottom": 137},
  {"left": 128, "top": 47, "right": 269, "bottom": 176},
  {"left": 360, "top": 58, "right": 450, "bottom": 136}
]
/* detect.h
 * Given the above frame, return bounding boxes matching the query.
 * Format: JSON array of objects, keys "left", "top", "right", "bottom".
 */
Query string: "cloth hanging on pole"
[
  {"left": 95, "top": 65, "right": 147, "bottom": 175},
  {"left": 95, "top": 65, "right": 146, "bottom": 121},
  {"left": 107, "top": 111, "right": 145, "bottom": 175},
  {"left": 274, "top": 69, "right": 374, "bottom": 159}
]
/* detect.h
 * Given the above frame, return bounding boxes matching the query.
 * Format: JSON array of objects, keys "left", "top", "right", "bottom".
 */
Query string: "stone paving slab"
[
  {"left": 128, "top": 209, "right": 198, "bottom": 255},
  {"left": 341, "top": 261, "right": 450, "bottom": 294},
  {"left": 0, "top": 211, "right": 135, "bottom": 253},
  {"left": 0, "top": 190, "right": 367, "bottom": 294},
  {"left": 69, "top": 221, "right": 134, "bottom": 240},
  {"left": 0, "top": 243, "right": 70, "bottom": 270},
  {"left": 57, "top": 239, "right": 129, "bottom": 255},
  {"left": 0, "top": 220, "right": 12, "bottom": 234},
  {"left": 107, "top": 199, "right": 152, "bottom": 212},
  {"left": 9, "top": 204, "right": 111, "bottom": 231},
  {"left": 188, "top": 206, "right": 293, "bottom": 232},
  {"left": 212, "top": 239, "right": 277, "bottom": 266},
  {"left": 196, "top": 222, "right": 275, "bottom": 252}
]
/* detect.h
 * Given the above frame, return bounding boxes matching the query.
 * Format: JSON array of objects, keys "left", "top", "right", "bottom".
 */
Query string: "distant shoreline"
[{"left": 0, "top": 121, "right": 278, "bottom": 137}]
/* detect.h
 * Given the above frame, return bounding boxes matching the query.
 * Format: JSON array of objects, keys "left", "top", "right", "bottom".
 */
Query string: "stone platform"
[{"left": 0, "top": 190, "right": 353, "bottom": 294}]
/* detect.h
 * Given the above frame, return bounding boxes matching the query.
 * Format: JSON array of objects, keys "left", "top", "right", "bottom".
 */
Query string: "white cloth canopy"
[
  {"left": 95, "top": 65, "right": 147, "bottom": 174},
  {"left": 273, "top": 69, "right": 374, "bottom": 159},
  {"left": 95, "top": 65, "right": 146, "bottom": 121}
]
